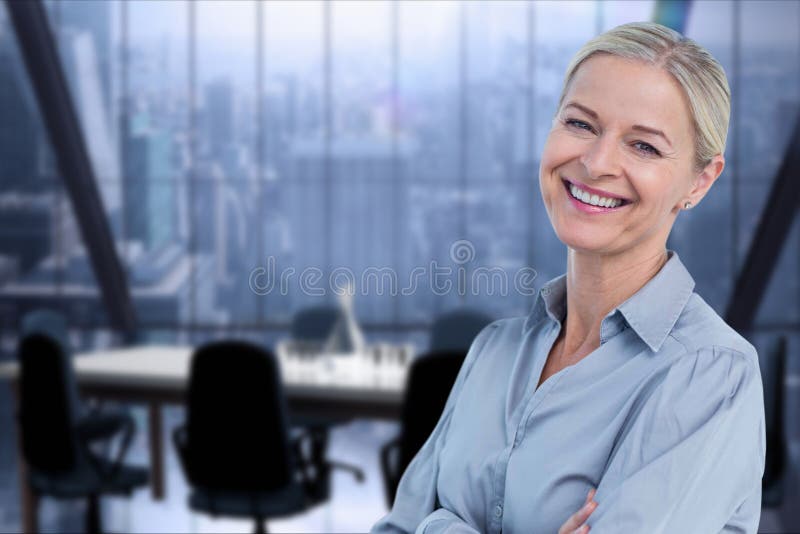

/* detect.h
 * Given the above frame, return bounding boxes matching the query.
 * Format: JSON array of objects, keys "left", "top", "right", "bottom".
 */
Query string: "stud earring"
[{"left": 684, "top": 201, "right": 693, "bottom": 209}]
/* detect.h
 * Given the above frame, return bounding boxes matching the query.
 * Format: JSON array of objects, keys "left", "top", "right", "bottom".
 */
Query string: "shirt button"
[
  {"left": 541, "top": 287, "right": 550, "bottom": 296},
  {"left": 494, "top": 504, "right": 503, "bottom": 518}
]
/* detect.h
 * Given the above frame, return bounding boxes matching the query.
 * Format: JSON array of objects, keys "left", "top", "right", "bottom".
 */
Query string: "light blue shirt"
[{"left": 372, "top": 249, "right": 766, "bottom": 534}]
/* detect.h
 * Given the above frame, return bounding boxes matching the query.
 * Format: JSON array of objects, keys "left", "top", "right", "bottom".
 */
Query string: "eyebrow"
[{"left": 563, "top": 101, "right": 673, "bottom": 149}]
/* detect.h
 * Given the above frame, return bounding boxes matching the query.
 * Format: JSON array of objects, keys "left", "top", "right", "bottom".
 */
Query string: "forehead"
[{"left": 564, "top": 54, "right": 693, "bottom": 144}]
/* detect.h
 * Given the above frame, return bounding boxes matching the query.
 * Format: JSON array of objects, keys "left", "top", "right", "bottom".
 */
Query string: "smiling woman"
[{"left": 372, "top": 21, "right": 765, "bottom": 534}]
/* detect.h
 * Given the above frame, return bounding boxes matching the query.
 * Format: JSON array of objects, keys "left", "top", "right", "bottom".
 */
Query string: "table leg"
[
  {"left": 11, "top": 381, "right": 38, "bottom": 534},
  {"left": 148, "top": 402, "right": 164, "bottom": 500}
]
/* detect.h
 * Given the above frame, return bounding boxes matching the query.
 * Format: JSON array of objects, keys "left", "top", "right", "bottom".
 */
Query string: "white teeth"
[{"left": 569, "top": 183, "right": 622, "bottom": 208}]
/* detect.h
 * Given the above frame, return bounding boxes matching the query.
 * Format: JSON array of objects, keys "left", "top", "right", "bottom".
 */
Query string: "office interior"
[{"left": 0, "top": 0, "right": 798, "bottom": 532}]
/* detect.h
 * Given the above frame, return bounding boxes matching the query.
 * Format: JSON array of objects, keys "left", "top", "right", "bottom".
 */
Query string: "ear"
[{"left": 684, "top": 154, "right": 725, "bottom": 208}]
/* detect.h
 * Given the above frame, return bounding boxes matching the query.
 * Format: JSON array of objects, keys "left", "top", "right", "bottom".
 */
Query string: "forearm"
[{"left": 416, "top": 509, "right": 481, "bottom": 534}]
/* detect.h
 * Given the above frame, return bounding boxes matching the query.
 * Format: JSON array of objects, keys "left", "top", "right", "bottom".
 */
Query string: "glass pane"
[
  {"left": 187, "top": 178, "right": 263, "bottom": 326},
  {"left": 126, "top": 0, "right": 190, "bottom": 180},
  {"left": 260, "top": 0, "right": 326, "bottom": 323},
  {"left": 736, "top": 2, "right": 800, "bottom": 284},
  {"left": 679, "top": 0, "right": 736, "bottom": 317},
  {"left": 670, "top": 184, "right": 734, "bottom": 315},
  {"left": 398, "top": 0, "right": 459, "bottom": 184},
  {"left": 0, "top": 4, "right": 53, "bottom": 193},
  {"left": 464, "top": 180, "right": 537, "bottom": 318},
  {"left": 49, "top": 0, "right": 123, "bottom": 190},
  {"left": 329, "top": 0, "right": 394, "bottom": 322},
  {"left": 122, "top": 180, "right": 188, "bottom": 326},
  {"left": 600, "top": 1, "right": 655, "bottom": 32},
  {"left": 196, "top": 0, "right": 256, "bottom": 179},
  {"left": 464, "top": 0, "right": 528, "bottom": 184},
  {"left": 757, "top": 214, "right": 800, "bottom": 325},
  {"left": 397, "top": 182, "right": 462, "bottom": 322},
  {"left": 397, "top": 0, "right": 461, "bottom": 322},
  {"left": 0, "top": 1, "right": 106, "bottom": 329}
]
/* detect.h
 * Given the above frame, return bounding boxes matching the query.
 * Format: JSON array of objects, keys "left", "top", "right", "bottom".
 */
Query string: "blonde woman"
[{"left": 372, "top": 21, "right": 765, "bottom": 534}]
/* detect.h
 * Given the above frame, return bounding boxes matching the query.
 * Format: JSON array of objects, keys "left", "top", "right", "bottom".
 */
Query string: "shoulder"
[
  {"left": 629, "top": 291, "right": 763, "bottom": 416},
  {"left": 669, "top": 293, "right": 759, "bottom": 361},
  {"left": 624, "top": 341, "right": 765, "bottom": 469}
]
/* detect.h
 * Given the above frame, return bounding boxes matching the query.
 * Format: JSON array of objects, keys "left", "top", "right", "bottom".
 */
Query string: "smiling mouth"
[{"left": 561, "top": 179, "right": 633, "bottom": 208}]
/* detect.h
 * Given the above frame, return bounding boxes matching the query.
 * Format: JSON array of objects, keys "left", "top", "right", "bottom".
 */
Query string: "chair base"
[{"left": 87, "top": 493, "right": 101, "bottom": 534}]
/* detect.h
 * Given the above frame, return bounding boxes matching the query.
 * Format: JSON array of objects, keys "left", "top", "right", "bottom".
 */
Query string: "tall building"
[
  {"left": 123, "top": 117, "right": 176, "bottom": 251},
  {"left": 203, "top": 79, "right": 234, "bottom": 161},
  {"left": 57, "top": 0, "right": 112, "bottom": 114},
  {"left": 58, "top": 28, "right": 121, "bottom": 210}
]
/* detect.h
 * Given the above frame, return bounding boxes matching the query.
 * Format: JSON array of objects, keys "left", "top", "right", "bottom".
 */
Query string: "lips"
[{"left": 561, "top": 178, "right": 632, "bottom": 205}]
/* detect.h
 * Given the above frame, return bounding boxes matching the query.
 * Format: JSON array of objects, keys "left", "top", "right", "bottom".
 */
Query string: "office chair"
[
  {"left": 16, "top": 309, "right": 148, "bottom": 534},
  {"left": 380, "top": 350, "right": 467, "bottom": 508},
  {"left": 761, "top": 335, "right": 788, "bottom": 508},
  {"left": 429, "top": 308, "right": 494, "bottom": 353},
  {"left": 173, "top": 340, "right": 364, "bottom": 534}
]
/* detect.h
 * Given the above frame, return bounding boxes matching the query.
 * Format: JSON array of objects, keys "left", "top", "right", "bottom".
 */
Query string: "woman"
[{"left": 371, "top": 21, "right": 765, "bottom": 534}]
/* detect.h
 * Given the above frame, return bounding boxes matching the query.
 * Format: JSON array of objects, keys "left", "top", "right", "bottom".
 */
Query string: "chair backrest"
[
  {"left": 290, "top": 306, "right": 342, "bottom": 343},
  {"left": 399, "top": 350, "right": 467, "bottom": 468},
  {"left": 762, "top": 335, "right": 787, "bottom": 488},
  {"left": 17, "top": 310, "right": 81, "bottom": 473},
  {"left": 429, "top": 309, "right": 493, "bottom": 353},
  {"left": 184, "top": 340, "right": 294, "bottom": 492}
]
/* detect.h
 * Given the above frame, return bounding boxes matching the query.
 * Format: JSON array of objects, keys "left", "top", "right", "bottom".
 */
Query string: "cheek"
[{"left": 544, "top": 131, "right": 596, "bottom": 176}]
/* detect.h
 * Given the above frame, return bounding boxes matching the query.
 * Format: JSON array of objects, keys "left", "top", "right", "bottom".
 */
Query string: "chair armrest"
[
  {"left": 75, "top": 408, "right": 132, "bottom": 442},
  {"left": 380, "top": 435, "right": 401, "bottom": 477},
  {"left": 327, "top": 459, "right": 365, "bottom": 482},
  {"left": 80, "top": 410, "right": 135, "bottom": 483}
]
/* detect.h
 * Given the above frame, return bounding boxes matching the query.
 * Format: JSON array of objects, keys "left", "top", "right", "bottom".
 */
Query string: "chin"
[{"left": 553, "top": 224, "right": 616, "bottom": 254}]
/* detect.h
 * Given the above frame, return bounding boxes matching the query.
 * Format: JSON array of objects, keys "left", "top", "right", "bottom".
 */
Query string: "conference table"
[{"left": 0, "top": 342, "right": 412, "bottom": 534}]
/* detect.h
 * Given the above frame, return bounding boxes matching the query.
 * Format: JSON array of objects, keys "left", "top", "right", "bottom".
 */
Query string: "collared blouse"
[{"left": 372, "top": 249, "right": 766, "bottom": 534}]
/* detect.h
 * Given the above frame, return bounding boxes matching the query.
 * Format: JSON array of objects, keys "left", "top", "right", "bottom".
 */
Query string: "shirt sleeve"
[
  {"left": 415, "top": 509, "right": 482, "bottom": 534},
  {"left": 370, "top": 323, "right": 498, "bottom": 534},
  {"left": 587, "top": 345, "right": 766, "bottom": 534}
]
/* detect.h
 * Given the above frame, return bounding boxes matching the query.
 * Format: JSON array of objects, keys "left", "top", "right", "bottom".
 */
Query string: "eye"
[
  {"left": 565, "top": 118, "right": 594, "bottom": 132},
  {"left": 633, "top": 141, "right": 661, "bottom": 157}
]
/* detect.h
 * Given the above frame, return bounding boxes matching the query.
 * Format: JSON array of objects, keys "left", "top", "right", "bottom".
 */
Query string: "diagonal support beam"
[
  {"left": 724, "top": 112, "right": 800, "bottom": 333},
  {"left": 5, "top": 0, "right": 137, "bottom": 340}
]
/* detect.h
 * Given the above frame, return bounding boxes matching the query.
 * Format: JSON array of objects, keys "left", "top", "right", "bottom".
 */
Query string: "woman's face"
[{"left": 539, "top": 53, "right": 721, "bottom": 257}]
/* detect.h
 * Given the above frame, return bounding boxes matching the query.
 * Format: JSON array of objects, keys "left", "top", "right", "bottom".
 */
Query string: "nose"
[{"left": 579, "top": 134, "right": 622, "bottom": 180}]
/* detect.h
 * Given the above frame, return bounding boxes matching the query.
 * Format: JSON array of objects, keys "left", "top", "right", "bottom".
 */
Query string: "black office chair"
[
  {"left": 429, "top": 308, "right": 493, "bottom": 353},
  {"left": 173, "top": 340, "right": 364, "bottom": 534},
  {"left": 762, "top": 335, "right": 788, "bottom": 508},
  {"left": 380, "top": 350, "right": 467, "bottom": 508},
  {"left": 16, "top": 310, "right": 148, "bottom": 534}
]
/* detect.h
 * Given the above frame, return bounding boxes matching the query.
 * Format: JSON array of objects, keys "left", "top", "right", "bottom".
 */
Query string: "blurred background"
[{"left": 0, "top": 0, "right": 798, "bottom": 532}]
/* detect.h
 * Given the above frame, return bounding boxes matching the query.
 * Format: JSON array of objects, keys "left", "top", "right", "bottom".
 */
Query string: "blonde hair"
[{"left": 556, "top": 21, "right": 730, "bottom": 172}]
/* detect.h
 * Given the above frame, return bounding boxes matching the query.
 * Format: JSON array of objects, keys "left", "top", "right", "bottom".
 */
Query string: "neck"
[{"left": 560, "top": 244, "right": 668, "bottom": 357}]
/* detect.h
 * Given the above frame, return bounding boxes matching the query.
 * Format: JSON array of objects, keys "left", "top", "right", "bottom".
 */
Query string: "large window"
[{"left": 0, "top": 0, "right": 796, "bottom": 349}]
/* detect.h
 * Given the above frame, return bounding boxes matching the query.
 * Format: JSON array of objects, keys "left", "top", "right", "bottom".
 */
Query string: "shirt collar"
[{"left": 524, "top": 249, "right": 695, "bottom": 353}]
